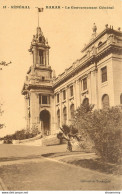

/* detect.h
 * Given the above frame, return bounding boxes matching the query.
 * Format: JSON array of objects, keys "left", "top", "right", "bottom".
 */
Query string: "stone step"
[
  {"left": 20, "top": 138, "right": 43, "bottom": 146},
  {"left": 42, "top": 135, "right": 60, "bottom": 146}
]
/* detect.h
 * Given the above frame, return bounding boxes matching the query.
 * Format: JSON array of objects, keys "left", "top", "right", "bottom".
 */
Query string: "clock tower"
[{"left": 22, "top": 26, "right": 54, "bottom": 136}]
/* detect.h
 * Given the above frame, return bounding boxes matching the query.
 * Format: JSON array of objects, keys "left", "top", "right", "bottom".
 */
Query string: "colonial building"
[{"left": 22, "top": 24, "right": 122, "bottom": 136}]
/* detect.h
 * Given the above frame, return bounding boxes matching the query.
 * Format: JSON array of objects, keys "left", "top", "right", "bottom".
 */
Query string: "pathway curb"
[{"left": 0, "top": 177, "right": 7, "bottom": 190}]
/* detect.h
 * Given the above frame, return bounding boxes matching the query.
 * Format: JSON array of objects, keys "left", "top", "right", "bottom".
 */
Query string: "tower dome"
[{"left": 29, "top": 26, "right": 50, "bottom": 67}]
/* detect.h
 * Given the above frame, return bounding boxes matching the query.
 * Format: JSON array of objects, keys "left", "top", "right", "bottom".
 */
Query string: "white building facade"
[{"left": 22, "top": 24, "right": 122, "bottom": 136}]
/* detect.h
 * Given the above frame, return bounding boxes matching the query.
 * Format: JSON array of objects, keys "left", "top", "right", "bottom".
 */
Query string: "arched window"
[
  {"left": 102, "top": 94, "right": 109, "bottom": 109},
  {"left": 63, "top": 107, "right": 67, "bottom": 125},
  {"left": 70, "top": 104, "right": 75, "bottom": 120},
  {"left": 120, "top": 93, "right": 122, "bottom": 104},
  {"left": 57, "top": 109, "right": 60, "bottom": 129},
  {"left": 39, "top": 36, "right": 42, "bottom": 42},
  {"left": 98, "top": 41, "right": 102, "bottom": 47},
  {"left": 82, "top": 98, "right": 89, "bottom": 106}
]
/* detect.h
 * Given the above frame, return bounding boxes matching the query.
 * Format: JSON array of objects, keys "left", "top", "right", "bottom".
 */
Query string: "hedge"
[{"left": 73, "top": 104, "right": 122, "bottom": 164}]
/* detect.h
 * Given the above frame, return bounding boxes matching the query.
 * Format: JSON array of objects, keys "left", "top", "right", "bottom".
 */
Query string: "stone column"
[
  {"left": 35, "top": 93, "right": 40, "bottom": 132},
  {"left": 43, "top": 51, "right": 45, "bottom": 65},
  {"left": 60, "top": 90, "right": 63, "bottom": 127},
  {"left": 50, "top": 94, "right": 56, "bottom": 135},
  {"left": 79, "top": 78, "right": 82, "bottom": 106},
  {"left": 76, "top": 79, "right": 81, "bottom": 108},
  {"left": 73, "top": 81, "right": 77, "bottom": 110},
  {"left": 87, "top": 72, "right": 91, "bottom": 104},
  {"left": 91, "top": 66, "right": 98, "bottom": 108},
  {"left": 48, "top": 50, "right": 49, "bottom": 66},
  {"left": 66, "top": 86, "right": 69, "bottom": 125},
  {"left": 30, "top": 92, "right": 39, "bottom": 129},
  {"left": 45, "top": 51, "right": 47, "bottom": 66},
  {"left": 45, "top": 49, "right": 49, "bottom": 66},
  {"left": 54, "top": 94, "right": 57, "bottom": 131},
  {"left": 24, "top": 95, "right": 30, "bottom": 130},
  {"left": 95, "top": 66, "right": 99, "bottom": 109},
  {"left": 33, "top": 47, "right": 37, "bottom": 66}
]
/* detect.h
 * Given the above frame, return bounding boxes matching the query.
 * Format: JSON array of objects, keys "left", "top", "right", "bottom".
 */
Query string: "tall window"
[
  {"left": 83, "top": 77, "right": 87, "bottom": 91},
  {"left": 39, "top": 94, "right": 41, "bottom": 104},
  {"left": 28, "top": 96, "right": 30, "bottom": 118},
  {"left": 63, "top": 107, "right": 67, "bottom": 125},
  {"left": 42, "top": 76, "right": 45, "bottom": 81},
  {"left": 63, "top": 90, "right": 66, "bottom": 101},
  {"left": 101, "top": 66, "right": 107, "bottom": 83},
  {"left": 57, "top": 109, "right": 60, "bottom": 128},
  {"left": 102, "top": 94, "right": 109, "bottom": 109},
  {"left": 83, "top": 98, "right": 89, "bottom": 106},
  {"left": 29, "top": 96, "right": 30, "bottom": 107},
  {"left": 70, "top": 104, "right": 74, "bottom": 120},
  {"left": 70, "top": 85, "right": 74, "bottom": 97},
  {"left": 39, "top": 37, "right": 42, "bottom": 42},
  {"left": 39, "top": 95, "right": 50, "bottom": 105},
  {"left": 42, "top": 96, "right": 47, "bottom": 104},
  {"left": 120, "top": 93, "right": 122, "bottom": 104},
  {"left": 57, "top": 93, "right": 59, "bottom": 103},
  {"left": 39, "top": 50, "right": 43, "bottom": 64}
]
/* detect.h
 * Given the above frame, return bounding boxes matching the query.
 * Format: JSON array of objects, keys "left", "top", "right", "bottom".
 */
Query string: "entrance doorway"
[{"left": 40, "top": 110, "right": 50, "bottom": 136}]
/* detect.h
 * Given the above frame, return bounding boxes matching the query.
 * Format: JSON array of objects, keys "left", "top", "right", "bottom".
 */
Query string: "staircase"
[
  {"left": 12, "top": 133, "right": 43, "bottom": 146},
  {"left": 42, "top": 134, "right": 60, "bottom": 146},
  {"left": 12, "top": 134, "right": 60, "bottom": 146}
]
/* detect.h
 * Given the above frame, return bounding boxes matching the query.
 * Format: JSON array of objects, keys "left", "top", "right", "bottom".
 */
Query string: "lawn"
[
  {"left": 42, "top": 152, "right": 122, "bottom": 176},
  {"left": 61, "top": 158, "right": 122, "bottom": 176}
]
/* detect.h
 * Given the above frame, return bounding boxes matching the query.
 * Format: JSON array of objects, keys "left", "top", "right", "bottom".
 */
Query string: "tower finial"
[
  {"left": 91, "top": 23, "right": 97, "bottom": 39},
  {"left": 105, "top": 24, "right": 108, "bottom": 29},
  {"left": 92, "top": 23, "right": 97, "bottom": 33}
]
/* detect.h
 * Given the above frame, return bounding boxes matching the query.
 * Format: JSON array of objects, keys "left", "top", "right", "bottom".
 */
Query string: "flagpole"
[
  {"left": 35, "top": 7, "right": 44, "bottom": 30},
  {"left": 38, "top": 8, "right": 39, "bottom": 28},
  {"left": 35, "top": 7, "right": 39, "bottom": 28}
]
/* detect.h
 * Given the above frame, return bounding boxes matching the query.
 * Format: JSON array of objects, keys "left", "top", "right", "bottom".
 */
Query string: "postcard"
[{"left": 0, "top": 0, "right": 122, "bottom": 192}]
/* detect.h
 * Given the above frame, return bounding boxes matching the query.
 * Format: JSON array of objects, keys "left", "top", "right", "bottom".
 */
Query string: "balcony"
[
  {"left": 81, "top": 89, "right": 88, "bottom": 96},
  {"left": 40, "top": 104, "right": 50, "bottom": 108}
]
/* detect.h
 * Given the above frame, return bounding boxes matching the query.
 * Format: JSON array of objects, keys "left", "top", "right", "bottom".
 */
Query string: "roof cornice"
[{"left": 81, "top": 28, "right": 122, "bottom": 52}]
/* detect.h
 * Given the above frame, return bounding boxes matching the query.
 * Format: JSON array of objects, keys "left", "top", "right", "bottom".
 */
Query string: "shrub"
[
  {"left": 73, "top": 103, "right": 95, "bottom": 152},
  {"left": 74, "top": 104, "right": 122, "bottom": 164},
  {"left": 3, "top": 135, "right": 13, "bottom": 144},
  {"left": 3, "top": 126, "right": 41, "bottom": 142},
  {"left": 57, "top": 132, "right": 63, "bottom": 144},
  {"left": 61, "top": 124, "right": 70, "bottom": 134},
  {"left": 87, "top": 106, "right": 122, "bottom": 164},
  {"left": 0, "top": 104, "right": 4, "bottom": 130}
]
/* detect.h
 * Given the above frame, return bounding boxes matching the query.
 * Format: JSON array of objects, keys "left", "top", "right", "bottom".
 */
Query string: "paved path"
[
  {"left": 0, "top": 144, "right": 121, "bottom": 190},
  {"left": 0, "top": 144, "right": 66, "bottom": 191},
  {"left": 0, "top": 144, "right": 67, "bottom": 159},
  {"left": 0, "top": 156, "right": 121, "bottom": 190},
  {"left": 0, "top": 177, "right": 7, "bottom": 190}
]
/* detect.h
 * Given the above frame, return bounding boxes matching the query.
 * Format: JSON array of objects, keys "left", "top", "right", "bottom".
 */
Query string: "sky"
[{"left": 0, "top": 0, "right": 122, "bottom": 137}]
